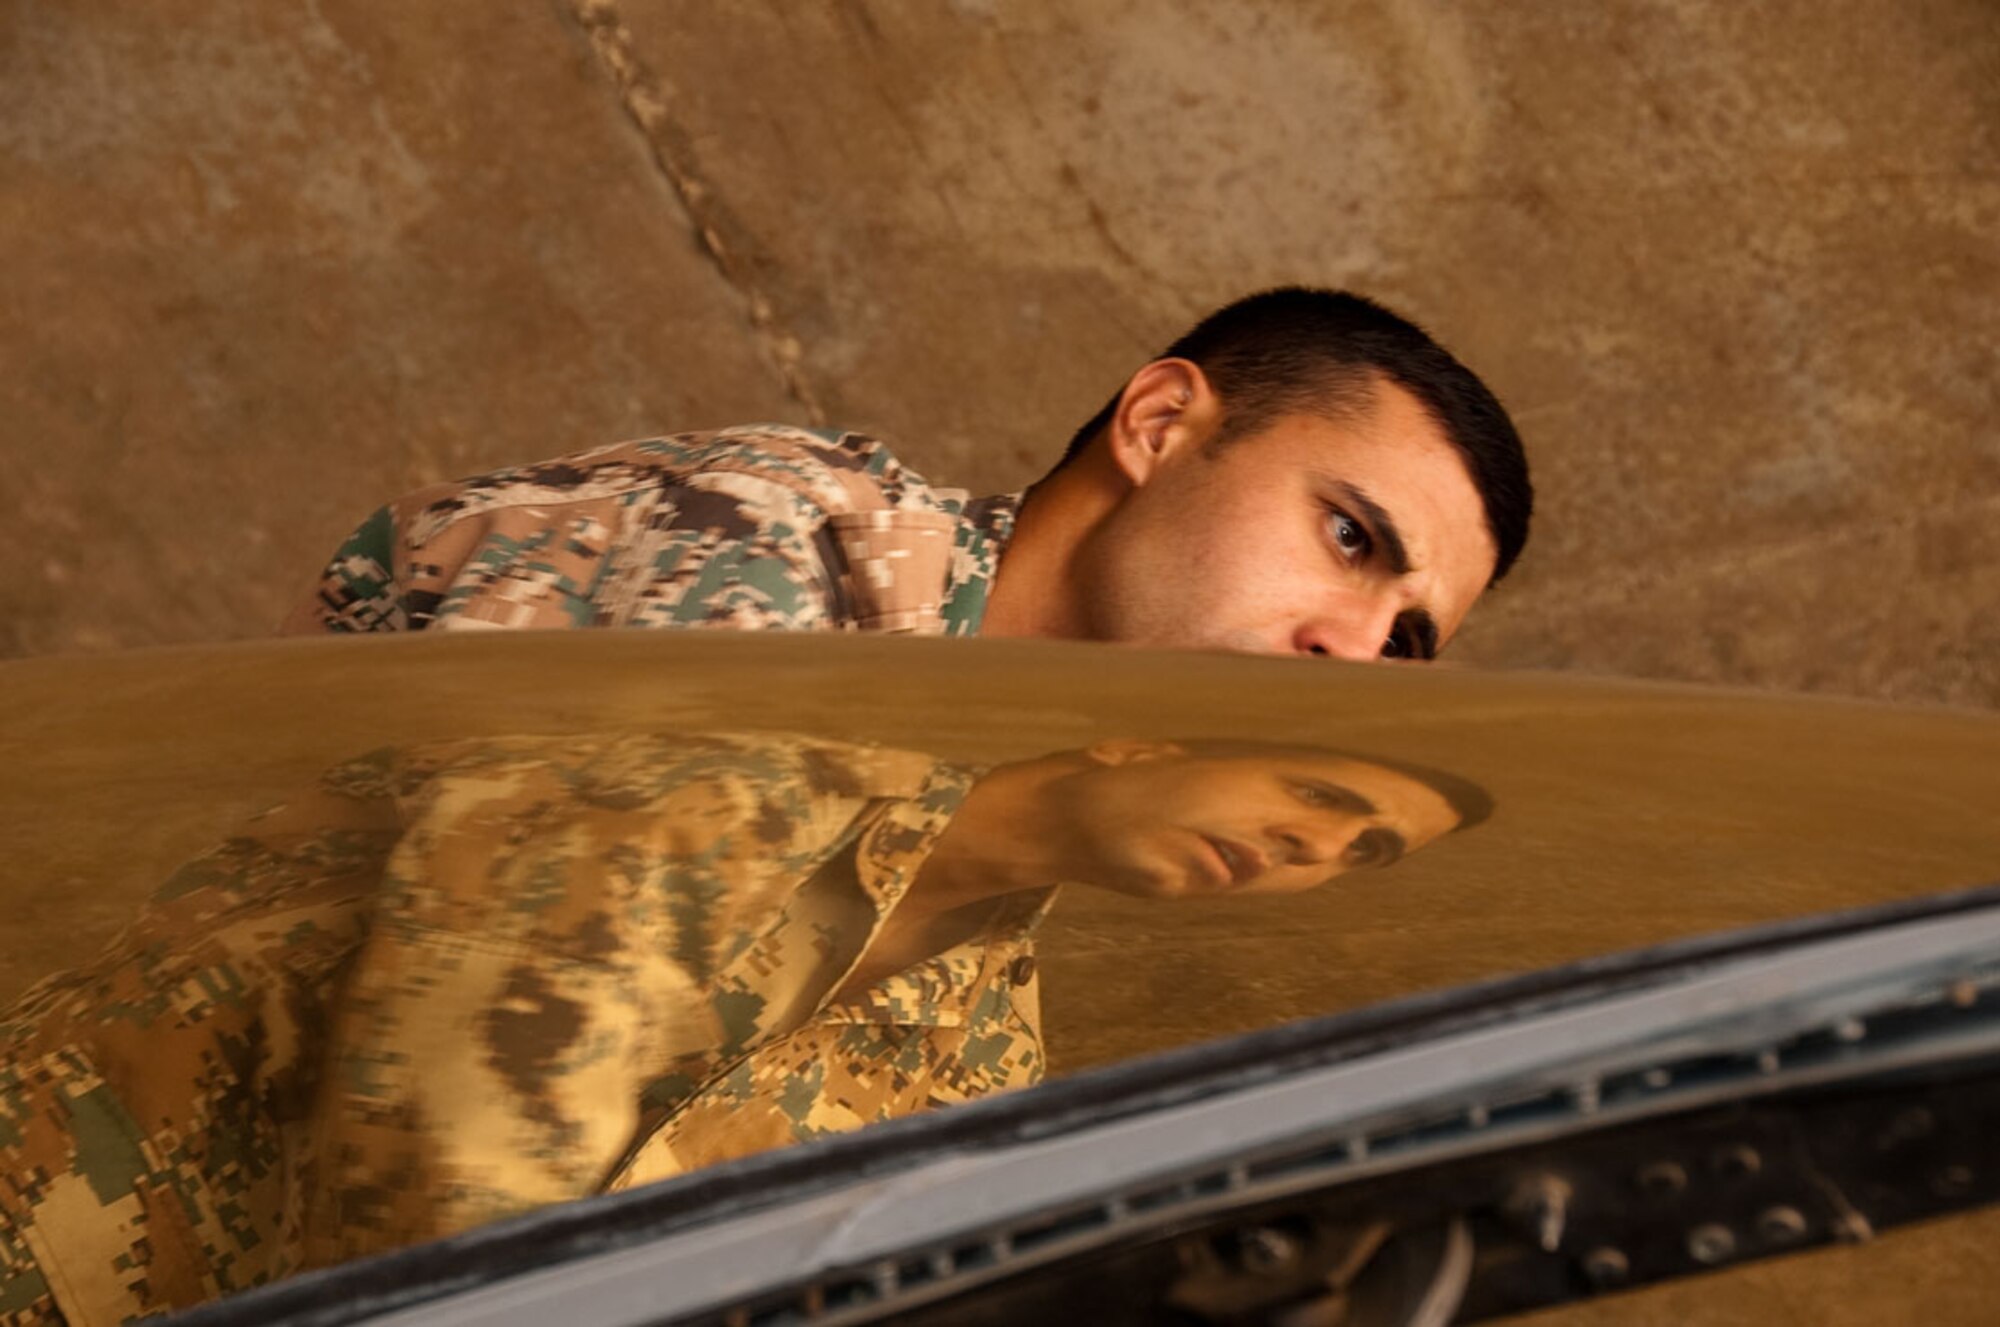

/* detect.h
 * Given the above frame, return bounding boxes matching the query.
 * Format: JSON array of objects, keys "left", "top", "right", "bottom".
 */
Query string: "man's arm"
[
  {"left": 280, "top": 504, "right": 407, "bottom": 633},
  {"left": 294, "top": 733, "right": 924, "bottom": 1267},
  {"left": 278, "top": 427, "right": 965, "bottom": 637}
]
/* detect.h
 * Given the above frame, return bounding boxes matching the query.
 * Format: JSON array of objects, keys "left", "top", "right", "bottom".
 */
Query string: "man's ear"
[
  {"left": 1104, "top": 359, "right": 1221, "bottom": 487},
  {"left": 1082, "top": 738, "right": 1188, "bottom": 767}
]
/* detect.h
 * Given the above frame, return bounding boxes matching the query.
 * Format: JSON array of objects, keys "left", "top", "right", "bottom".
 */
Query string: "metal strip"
[{"left": 355, "top": 902, "right": 2000, "bottom": 1327}]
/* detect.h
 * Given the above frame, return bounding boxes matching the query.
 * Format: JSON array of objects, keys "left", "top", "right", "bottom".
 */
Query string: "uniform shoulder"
[
  {"left": 328, "top": 730, "right": 943, "bottom": 811},
  {"left": 400, "top": 425, "right": 946, "bottom": 533},
  {"left": 674, "top": 423, "right": 946, "bottom": 516}
]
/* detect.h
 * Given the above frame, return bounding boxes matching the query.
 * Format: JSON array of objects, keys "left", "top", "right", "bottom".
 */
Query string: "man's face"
[
  {"left": 1076, "top": 380, "right": 1498, "bottom": 661},
  {"left": 1051, "top": 741, "right": 1463, "bottom": 900}
]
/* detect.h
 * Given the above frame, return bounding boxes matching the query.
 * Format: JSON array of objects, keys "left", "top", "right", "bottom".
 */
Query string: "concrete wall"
[{"left": 4, "top": 0, "right": 1996, "bottom": 706}]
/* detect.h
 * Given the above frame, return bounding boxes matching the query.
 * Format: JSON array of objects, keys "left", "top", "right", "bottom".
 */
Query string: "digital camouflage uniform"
[
  {"left": 281, "top": 425, "right": 1020, "bottom": 638},
  {"left": 0, "top": 733, "right": 1051, "bottom": 1325}
]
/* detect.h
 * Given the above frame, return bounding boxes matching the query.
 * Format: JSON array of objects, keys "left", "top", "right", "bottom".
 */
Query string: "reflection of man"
[
  {"left": 0, "top": 732, "right": 1487, "bottom": 1324},
  {"left": 282, "top": 287, "right": 1531, "bottom": 661}
]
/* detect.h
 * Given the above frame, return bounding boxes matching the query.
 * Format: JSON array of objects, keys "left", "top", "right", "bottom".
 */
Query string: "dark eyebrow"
[
  {"left": 1328, "top": 481, "right": 1413, "bottom": 577},
  {"left": 1301, "top": 777, "right": 1376, "bottom": 815}
]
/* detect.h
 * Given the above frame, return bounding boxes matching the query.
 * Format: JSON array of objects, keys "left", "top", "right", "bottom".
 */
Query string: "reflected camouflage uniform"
[
  {"left": 0, "top": 733, "right": 1051, "bottom": 1325},
  {"left": 281, "top": 425, "right": 1020, "bottom": 637}
]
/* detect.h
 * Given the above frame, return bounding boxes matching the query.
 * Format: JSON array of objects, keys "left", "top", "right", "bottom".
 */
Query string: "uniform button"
[{"left": 1007, "top": 956, "right": 1037, "bottom": 985}]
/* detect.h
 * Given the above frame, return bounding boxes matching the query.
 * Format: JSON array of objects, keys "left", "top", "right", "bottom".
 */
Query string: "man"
[
  {"left": 0, "top": 730, "right": 1487, "bottom": 1325},
  {"left": 282, "top": 288, "right": 1531, "bottom": 661}
]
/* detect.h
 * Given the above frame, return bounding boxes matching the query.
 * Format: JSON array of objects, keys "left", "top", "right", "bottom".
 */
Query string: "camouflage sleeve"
[
  {"left": 462, "top": 433, "right": 868, "bottom": 633},
  {"left": 0, "top": 777, "right": 405, "bottom": 1324},
  {"left": 278, "top": 505, "right": 406, "bottom": 634},
  {"left": 294, "top": 734, "right": 892, "bottom": 1266},
  {"left": 278, "top": 427, "right": 935, "bottom": 636}
]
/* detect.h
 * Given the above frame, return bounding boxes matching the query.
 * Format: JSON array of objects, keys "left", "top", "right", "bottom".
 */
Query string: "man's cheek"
[
  {"left": 1123, "top": 842, "right": 1188, "bottom": 899},
  {"left": 1206, "top": 627, "right": 1275, "bottom": 654}
]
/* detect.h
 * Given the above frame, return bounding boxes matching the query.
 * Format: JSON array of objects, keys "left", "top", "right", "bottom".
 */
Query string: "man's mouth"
[{"left": 1201, "top": 835, "right": 1265, "bottom": 886}]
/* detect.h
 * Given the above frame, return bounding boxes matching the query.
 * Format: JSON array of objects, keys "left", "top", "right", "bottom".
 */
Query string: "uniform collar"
[
  {"left": 821, "top": 886, "right": 1057, "bottom": 1029},
  {"left": 939, "top": 491, "right": 1022, "bottom": 637}
]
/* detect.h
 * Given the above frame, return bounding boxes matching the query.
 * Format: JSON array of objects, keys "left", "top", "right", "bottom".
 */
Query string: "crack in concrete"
[
  {"left": 988, "top": 37, "right": 1199, "bottom": 324},
  {"left": 565, "top": 0, "right": 828, "bottom": 426}
]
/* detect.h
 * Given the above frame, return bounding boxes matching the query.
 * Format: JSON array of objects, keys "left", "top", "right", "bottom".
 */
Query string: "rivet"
[
  {"left": 1636, "top": 1160, "right": 1688, "bottom": 1198},
  {"left": 1756, "top": 1206, "right": 1807, "bottom": 1244},
  {"left": 1687, "top": 1223, "right": 1737, "bottom": 1264},
  {"left": 1582, "top": 1246, "right": 1630, "bottom": 1286},
  {"left": 1507, "top": 1175, "right": 1572, "bottom": 1253},
  {"left": 1711, "top": 1144, "right": 1762, "bottom": 1179},
  {"left": 1833, "top": 1017, "right": 1866, "bottom": 1043},
  {"left": 1234, "top": 1226, "right": 1300, "bottom": 1276}
]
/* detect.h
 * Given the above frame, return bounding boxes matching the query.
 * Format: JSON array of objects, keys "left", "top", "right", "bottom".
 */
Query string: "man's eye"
[
  {"left": 1344, "top": 829, "right": 1394, "bottom": 868},
  {"left": 1380, "top": 632, "right": 1407, "bottom": 660},
  {"left": 1293, "top": 781, "right": 1332, "bottom": 807},
  {"left": 1323, "top": 506, "right": 1370, "bottom": 561}
]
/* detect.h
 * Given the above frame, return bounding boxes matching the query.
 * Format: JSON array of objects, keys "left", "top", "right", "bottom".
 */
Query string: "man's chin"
[
  {"left": 1073, "top": 866, "right": 1187, "bottom": 902},
  {"left": 1110, "top": 867, "right": 1216, "bottom": 902},
  {"left": 1134, "top": 628, "right": 1274, "bottom": 657}
]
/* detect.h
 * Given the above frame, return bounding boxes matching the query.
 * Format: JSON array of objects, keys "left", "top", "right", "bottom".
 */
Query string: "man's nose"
[{"left": 1292, "top": 601, "right": 1402, "bottom": 662}]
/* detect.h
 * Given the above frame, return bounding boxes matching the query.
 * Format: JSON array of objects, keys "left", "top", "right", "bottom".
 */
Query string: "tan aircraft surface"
[{"left": 2, "top": 632, "right": 1996, "bottom": 1324}]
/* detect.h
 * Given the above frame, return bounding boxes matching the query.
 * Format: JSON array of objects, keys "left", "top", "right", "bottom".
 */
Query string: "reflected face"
[
  {"left": 1077, "top": 382, "right": 1498, "bottom": 661},
  {"left": 1050, "top": 741, "right": 1464, "bottom": 900}
]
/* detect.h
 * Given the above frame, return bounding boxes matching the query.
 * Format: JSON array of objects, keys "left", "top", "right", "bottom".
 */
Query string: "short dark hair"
[{"left": 1055, "top": 287, "right": 1533, "bottom": 584}]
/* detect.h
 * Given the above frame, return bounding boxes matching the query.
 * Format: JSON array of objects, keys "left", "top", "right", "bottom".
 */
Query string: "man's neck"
[
  {"left": 980, "top": 461, "right": 1123, "bottom": 640},
  {"left": 899, "top": 753, "right": 1088, "bottom": 918},
  {"left": 833, "top": 754, "right": 1082, "bottom": 1000}
]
